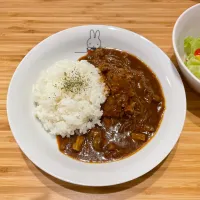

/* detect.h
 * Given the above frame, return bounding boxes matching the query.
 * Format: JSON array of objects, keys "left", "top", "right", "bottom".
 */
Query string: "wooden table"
[{"left": 1, "top": 0, "right": 200, "bottom": 199}]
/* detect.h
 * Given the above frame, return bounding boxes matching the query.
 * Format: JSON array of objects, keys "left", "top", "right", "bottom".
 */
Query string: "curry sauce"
[{"left": 57, "top": 48, "right": 165, "bottom": 162}]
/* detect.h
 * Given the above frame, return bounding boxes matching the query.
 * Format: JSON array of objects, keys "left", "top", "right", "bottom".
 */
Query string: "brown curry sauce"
[{"left": 57, "top": 48, "right": 165, "bottom": 162}]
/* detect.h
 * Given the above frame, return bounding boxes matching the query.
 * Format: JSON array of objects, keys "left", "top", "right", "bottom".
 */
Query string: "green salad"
[{"left": 184, "top": 36, "right": 200, "bottom": 79}]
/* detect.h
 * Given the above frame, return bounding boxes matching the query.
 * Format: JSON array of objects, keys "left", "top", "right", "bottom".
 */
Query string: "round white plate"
[{"left": 7, "top": 25, "right": 186, "bottom": 186}]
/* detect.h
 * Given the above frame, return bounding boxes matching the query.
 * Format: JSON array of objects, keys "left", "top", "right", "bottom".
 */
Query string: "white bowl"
[
  {"left": 7, "top": 25, "right": 186, "bottom": 186},
  {"left": 173, "top": 4, "right": 200, "bottom": 93}
]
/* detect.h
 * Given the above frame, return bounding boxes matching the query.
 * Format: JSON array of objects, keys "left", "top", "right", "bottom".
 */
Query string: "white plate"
[{"left": 7, "top": 25, "right": 186, "bottom": 186}]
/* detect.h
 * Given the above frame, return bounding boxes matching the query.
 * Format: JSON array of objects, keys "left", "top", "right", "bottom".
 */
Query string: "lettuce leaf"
[
  {"left": 184, "top": 36, "right": 200, "bottom": 79},
  {"left": 184, "top": 36, "right": 200, "bottom": 55}
]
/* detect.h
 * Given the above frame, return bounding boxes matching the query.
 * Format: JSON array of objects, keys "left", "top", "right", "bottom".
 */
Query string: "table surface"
[{"left": 1, "top": 0, "right": 200, "bottom": 199}]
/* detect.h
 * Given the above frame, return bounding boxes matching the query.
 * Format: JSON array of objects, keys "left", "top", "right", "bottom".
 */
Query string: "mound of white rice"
[{"left": 33, "top": 60, "right": 107, "bottom": 137}]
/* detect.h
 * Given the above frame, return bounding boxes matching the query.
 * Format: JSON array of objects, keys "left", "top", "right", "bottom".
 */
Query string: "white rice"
[{"left": 33, "top": 60, "right": 107, "bottom": 137}]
